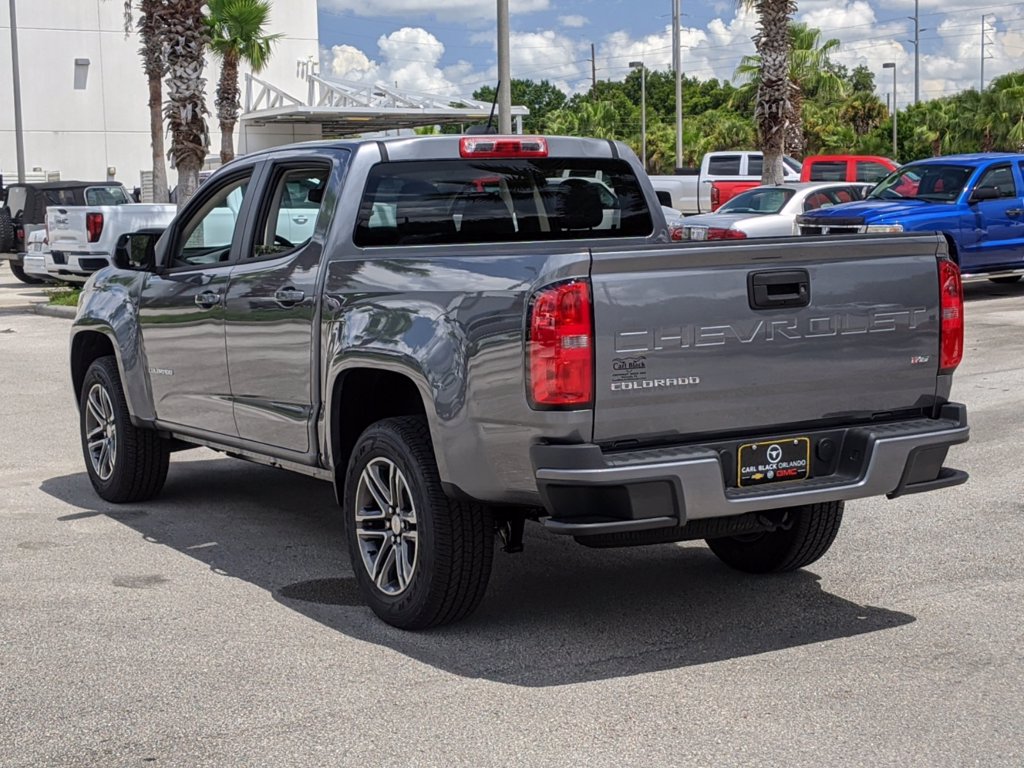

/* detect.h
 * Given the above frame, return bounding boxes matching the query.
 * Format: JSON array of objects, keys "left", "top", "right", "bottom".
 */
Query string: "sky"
[{"left": 315, "top": 0, "right": 1024, "bottom": 107}]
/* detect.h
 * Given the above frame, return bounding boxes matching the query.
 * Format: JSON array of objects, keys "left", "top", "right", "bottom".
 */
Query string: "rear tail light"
[
  {"left": 938, "top": 259, "right": 964, "bottom": 373},
  {"left": 711, "top": 185, "right": 721, "bottom": 210},
  {"left": 460, "top": 136, "right": 548, "bottom": 158},
  {"left": 16, "top": 228, "right": 24, "bottom": 240},
  {"left": 528, "top": 280, "right": 593, "bottom": 408},
  {"left": 86, "top": 212, "right": 104, "bottom": 243},
  {"left": 706, "top": 227, "right": 747, "bottom": 240}
]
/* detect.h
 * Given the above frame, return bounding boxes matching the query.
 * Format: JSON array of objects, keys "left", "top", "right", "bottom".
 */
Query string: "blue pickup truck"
[{"left": 797, "top": 153, "right": 1024, "bottom": 281}]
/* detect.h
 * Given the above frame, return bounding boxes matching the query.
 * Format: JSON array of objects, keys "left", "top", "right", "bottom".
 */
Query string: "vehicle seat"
[
  {"left": 458, "top": 193, "right": 516, "bottom": 240},
  {"left": 557, "top": 179, "right": 604, "bottom": 233}
]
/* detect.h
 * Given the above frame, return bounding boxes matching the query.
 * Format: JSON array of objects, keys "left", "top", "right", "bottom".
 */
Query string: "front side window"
[
  {"left": 353, "top": 158, "right": 652, "bottom": 247},
  {"left": 856, "top": 161, "right": 892, "bottom": 183},
  {"left": 809, "top": 161, "right": 847, "bottom": 182},
  {"left": 974, "top": 165, "right": 1017, "bottom": 198},
  {"left": 171, "top": 175, "right": 251, "bottom": 268},
  {"left": 869, "top": 164, "right": 971, "bottom": 202}
]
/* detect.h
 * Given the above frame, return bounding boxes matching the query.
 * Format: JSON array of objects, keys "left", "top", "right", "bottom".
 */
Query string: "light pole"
[
  {"left": 883, "top": 62, "right": 897, "bottom": 161},
  {"left": 496, "top": 0, "right": 512, "bottom": 133},
  {"left": 672, "top": 0, "right": 682, "bottom": 170},
  {"left": 8, "top": 0, "right": 26, "bottom": 183},
  {"left": 629, "top": 61, "right": 646, "bottom": 171}
]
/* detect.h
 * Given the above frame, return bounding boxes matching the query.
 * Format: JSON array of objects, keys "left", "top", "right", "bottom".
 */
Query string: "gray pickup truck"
[{"left": 70, "top": 135, "right": 970, "bottom": 629}]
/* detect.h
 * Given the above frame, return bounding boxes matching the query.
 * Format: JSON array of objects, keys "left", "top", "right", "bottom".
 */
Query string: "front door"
[
  {"left": 961, "top": 163, "right": 1024, "bottom": 272},
  {"left": 224, "top": 156, "right": 338, "bottom": 454},
  {"left": 138, "top": 170, "right": 256, "bottom": 435}
]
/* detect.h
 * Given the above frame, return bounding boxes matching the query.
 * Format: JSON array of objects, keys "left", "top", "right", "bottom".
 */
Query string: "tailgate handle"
[{"left": 748, "top": 269, "right": 810, "bottom": 310}]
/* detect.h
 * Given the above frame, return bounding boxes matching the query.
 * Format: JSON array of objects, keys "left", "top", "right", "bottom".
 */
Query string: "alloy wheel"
[{"left": 354, "top": 457, "right": 419, "bottom": 595}]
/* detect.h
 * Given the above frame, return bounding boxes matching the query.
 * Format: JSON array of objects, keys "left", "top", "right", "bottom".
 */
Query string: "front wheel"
[
  {"left": 705, "top": 502, "right": 843, "bottom": 573},
  {"left": 79, "top": 356, "right": 170, "bottom": 503},
  {"left": 343, "top": 416, "right": 494, "bottom": 629}
]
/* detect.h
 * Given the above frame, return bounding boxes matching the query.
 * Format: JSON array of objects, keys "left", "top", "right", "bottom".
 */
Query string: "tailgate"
[
  {"left": 590, "top": 235, "right": 944, "bottom": 444},
  {"left": 46, "top": 208, "right": 90, "bottom": 250}
]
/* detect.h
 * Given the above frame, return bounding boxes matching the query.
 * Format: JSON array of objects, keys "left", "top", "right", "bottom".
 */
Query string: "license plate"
[
  {"left": 737, "top": 437, "right": 810, "bottom": 487},
  {"left": 687, "top": 226, "right": 707, "bottom": 241}
]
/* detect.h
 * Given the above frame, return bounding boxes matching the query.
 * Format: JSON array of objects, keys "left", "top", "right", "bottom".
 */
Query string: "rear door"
[
  {"left": 223, "top": 151, "right": 341, "bottom": 454},
  {"left": 590, "top": 237, "right": 943, "bottom": 444}
]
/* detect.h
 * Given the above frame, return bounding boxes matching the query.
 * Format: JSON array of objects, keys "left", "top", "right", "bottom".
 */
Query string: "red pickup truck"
[{"left": 801, "top": 155, "right": 898, "bottom": 184}]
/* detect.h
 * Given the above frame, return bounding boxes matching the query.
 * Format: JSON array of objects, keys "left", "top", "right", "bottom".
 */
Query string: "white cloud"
[
  {"left": 558, "top": 15, "right": 588, "bottom": 29},
  {"left": 318, "top": 0, "right": 549, "bottom": 22}
]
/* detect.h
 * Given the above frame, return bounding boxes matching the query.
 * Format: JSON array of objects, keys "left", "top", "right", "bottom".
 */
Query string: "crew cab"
[
  {"left": 650, "top": 151, "right": 802, "bottom": 215},
  {"left": 798, "top": 153, "right": 1024, "bottom": 280},
  {"left": 70, "top": 135, "right": 969, "bottom": 630},
  {"left": 800, "top": 155, "right": 898, "bottom": 184}
]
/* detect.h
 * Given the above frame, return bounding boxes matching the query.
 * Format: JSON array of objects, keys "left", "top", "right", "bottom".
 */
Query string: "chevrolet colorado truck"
[
  {"left": 70, "top": 135, "right": 970, "bottom": 629},
  {"left": 798, "top": 153, "right": 1024, "bottom": 282}
]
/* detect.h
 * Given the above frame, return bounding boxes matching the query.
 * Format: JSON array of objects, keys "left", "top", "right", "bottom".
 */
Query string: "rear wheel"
[
  {"left": 988, "top": 275, "right": 1022, "bottom": 285},
  {"left": 9, "top": 261, "right": 44, "bottom": 285},
  {"left": 0, "top": 207, "right": 13, "bottom": 253},
  {"left": 79, "top": 356, "right": 170, "bottom": 502},
  {"left": 343, "top": 416, "right": 494, "bottom": 629},
  {"left": 705, "top": 502, "right": 843, "bottom": 573}
]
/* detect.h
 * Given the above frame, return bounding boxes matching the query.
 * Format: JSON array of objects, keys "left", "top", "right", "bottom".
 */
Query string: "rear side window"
[
  {"left": 747, "top": 156, "right": 762, "bottom": 176},
  {"left": 809, "top": 161, "right": 847, "bottom": 181},
  {"left": 707, "top": 155, "right": 742, "bottom": 175},
  {"left": 353, "top": 159, "right": 653, "bottom": 247},
  {"left": 856, "top": 161, "right": 891, "bottom": 183}
]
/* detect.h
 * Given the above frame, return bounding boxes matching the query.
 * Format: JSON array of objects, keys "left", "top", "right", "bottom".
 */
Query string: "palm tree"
[
  {"left": 163, "top": 0, "right": 210, "bottom": 207},
  {"left": 735, "top": 21, "right": 844, "bottom": 157},
  {"left": 206, "top": 0, "right": 282, "bottom": 165},
  {"left": 123, "top": 1, "right": 170, "bottom": 203},
  {"left": 739, "top": 0, "right": 797, "bottom": 184}
]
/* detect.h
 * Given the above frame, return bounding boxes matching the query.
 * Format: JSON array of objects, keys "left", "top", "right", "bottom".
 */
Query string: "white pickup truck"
[
  {"left": 650, "top": 151, "right": 802, "bottom": 215},
  {"left": 45, "top": 189, "right": 178, "bottom": 282}
]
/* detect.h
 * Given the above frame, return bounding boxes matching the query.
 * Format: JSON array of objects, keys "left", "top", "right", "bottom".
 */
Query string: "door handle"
[
  {"left": 1006, "top": 208, "right": 1024, "bottom": 216},
  {"left": 194, "top": 290, "right": 221, "bottom": 309},
  {"left": 292, "top": 216, "right": 308, "bottom": 225},
  {"left": 274, "top": 287, "right": 305, "bottom": 307}
]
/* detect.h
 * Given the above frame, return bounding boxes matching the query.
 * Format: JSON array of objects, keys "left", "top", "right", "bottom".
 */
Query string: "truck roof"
[{"left": 907, "top": 153, "right": 1024, "bottom": 165}]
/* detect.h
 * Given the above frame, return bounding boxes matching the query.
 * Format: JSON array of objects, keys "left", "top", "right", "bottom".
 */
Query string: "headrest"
[
  {"left": 458, "top": 194, "right": 515, "bottom": 239},
  {"left": 306, "top": 186, "right": 324, "bottom": 204},
  {"left": 557, "top": 180, "right": 604, "bottom": 230}
]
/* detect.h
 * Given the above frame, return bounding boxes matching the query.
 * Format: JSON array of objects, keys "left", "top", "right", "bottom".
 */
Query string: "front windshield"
[
  {"left": 868, "top": 164, "right": 972, "bottom": 202},
  {"left": 784, "top": 156, "right": 802, "bottom": 173},
  {"left": 718, "top": 187, "right": 795, "bottom": 215}
]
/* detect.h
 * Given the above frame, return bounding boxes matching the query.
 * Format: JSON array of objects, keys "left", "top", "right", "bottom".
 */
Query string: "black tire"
[
  {"left": 988, "top": 275, "right": 1022, "bottom": 285},
  {"left": 705, "top": 502, "right": 843, "bottom": 574},
  {"left": 343, "top": 416, "right": 494, "bottom": 629},
  {"left": 79, "top": 356, "right": 170, "bottom": 503},
  {"left": 0, "top": 207, "right": 13, "bottom": 253},
  {"left": 9, "top": 261, "right": 44, "bottom": 285}
]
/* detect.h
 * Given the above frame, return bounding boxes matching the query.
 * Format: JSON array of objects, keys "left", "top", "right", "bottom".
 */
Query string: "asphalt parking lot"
[{"left": 1, "top": 272, "right": 1022, "bottom": 767}]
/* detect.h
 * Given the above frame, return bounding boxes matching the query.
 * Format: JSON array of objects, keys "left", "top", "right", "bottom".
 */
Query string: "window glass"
[
  {"left": 869, "top": 164, "right": 970, "bottom": 202},
  {"left": 717, "top": 187, "right": 794, "bottom": 214},
  {"left": 747, "top": 156, "right": 763, "bottom": 176},
  {"left": 6, "top": 187, "right": 27, "bottom": 216},
  {"left": 975, "top": 165, "right": 1017, "bottom": 198},
  {"left": 809, "top": 161, "right": 848, "bottom": 181},
  {"left": 856, "top": 161, "right": 892, "bottom": 183},
  {"left": 172, "top": 176, "right": 251, "bottom": 268},
  {"left": 251, "top": 168, "right": 329, "bottom": 257},
  {"left": 353, "top": 158, "right": 652, "bottom": 247},
  {"left": 783, "top": 156, "right": 802, "bottom": 173},
  {"left": 85, "top": 186, "right": 132, "bottom": 206},
  {"left": 707, "top": 155, "right": 742, "bottom": 175}
]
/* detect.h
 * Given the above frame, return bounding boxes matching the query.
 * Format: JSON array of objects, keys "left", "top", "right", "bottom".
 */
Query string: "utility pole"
[
  {"left": 912, "top": 0, "right": 920, "bottom": 104},
  {"left": 590, "top": 43, "right": 596, "bottom": 90},
  {"left": 8, "top": 0, "right": 26, "bottom": 183},
  {"left": 672, "top": 0, "right": 683, "bottom": 170},
  {"left": 981, "top": 14, "right": 994, "bottom": 92},
  {"left": 496, "top": 0, "right": 512, "bottom": 133}
]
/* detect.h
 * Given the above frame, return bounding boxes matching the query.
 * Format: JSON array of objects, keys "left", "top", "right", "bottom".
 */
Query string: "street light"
[
  {"left": 629, "top": 61, "right": 646, "bottom": 171},
  {"left": 883, "top": 62, "right": 897, "bottom": 161}
]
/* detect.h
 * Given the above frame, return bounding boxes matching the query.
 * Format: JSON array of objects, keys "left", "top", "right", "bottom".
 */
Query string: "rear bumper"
[
  {"left": 47, "top": 250, "right": 111, "bottom": 279},
  {"left": 532, "top": 403, "right": 969, "bottom": 535}
]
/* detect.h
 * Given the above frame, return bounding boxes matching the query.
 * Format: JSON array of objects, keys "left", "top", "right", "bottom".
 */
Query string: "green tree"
[
  {"left": 206, "top": 0, "right": 283, "bottom": 165},
  {"left": 848, "top": 65, "right": 876, "bottom": 94},
  {"left": 164, "top": 0, "right": 210, "bottom": 207},
  {"left": 473, "top": 79, "right": 567, "bottom": 134}
]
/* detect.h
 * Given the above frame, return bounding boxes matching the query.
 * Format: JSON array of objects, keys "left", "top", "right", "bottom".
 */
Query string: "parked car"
[
  {"left": 71, "top": 134, "right": 968, "bottom": 629},
  {"left": 679, "top": 182, "right": 872, "bottom": 241},
  {"left": 21, "top": 229, "right": 54, "bottom": 282},
  {"left": 649, "top": 151, "right": 802, "bottom": 215},
  {"left": 797, "top": 153, "right": 1024, "bottom": 280},
  {"left": 801, "top": 155, "right": 898, "bottom": 184},
  {"left": 1, "top": 181, "right": 131, "bottom": 284},
  {"left": 45, "top": 199, "right": 178, "bottom": 282}
]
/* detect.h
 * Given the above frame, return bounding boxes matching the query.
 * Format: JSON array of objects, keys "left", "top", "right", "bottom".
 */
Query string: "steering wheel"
[{"left": 274, "top": 234, "right": 294, "bottom": 248}]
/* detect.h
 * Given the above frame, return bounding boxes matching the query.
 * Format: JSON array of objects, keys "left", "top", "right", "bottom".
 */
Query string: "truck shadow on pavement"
[
  {"left": 963, "top": 278, "right": 1024, "bottom": 303},
  {"left": 43, "top": 455, "right": 914, "bottom": 687}
]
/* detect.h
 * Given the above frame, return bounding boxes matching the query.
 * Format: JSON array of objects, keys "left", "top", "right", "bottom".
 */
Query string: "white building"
[{"left": 0, "top": 0, "right": 320, "bottom": 188}]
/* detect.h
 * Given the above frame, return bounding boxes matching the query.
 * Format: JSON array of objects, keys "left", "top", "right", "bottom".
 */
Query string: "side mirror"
[
  {"left": 970, "top": 187, "right": 1001, "bottom": 203},
  {"left": 113, "top": 230, "right": 160, "bottom": 271}
]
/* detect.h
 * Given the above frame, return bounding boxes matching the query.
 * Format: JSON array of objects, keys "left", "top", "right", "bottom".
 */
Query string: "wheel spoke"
[
  {"left": 97, "top": 442, "right": 110, "bottom": 478},
  {"left": 395, "top": 475, "right": 416, "bottom": 524},
  {"left": 354, "top": 506, "right": 386, "bottom": 524},
  {"left": 362, "top": 461, "right": 392, "bottom": 511},
  {"left": 86, "top": 389, "right": 105, "bottom": 425},
  {"left": 88, "top": 437, "right": 106, "bottom": 451},
  {"left": 87, "top": 424, "right": 104, "bottom": 440},
  {"left": 394, "top": 538, "right": 409, "bottom": 591},
  {"left": 374, "top": 541, "right": 397, "bottom": 591},
  {"left": 356, "top": 527, "right": 387, "bottom": 542}
]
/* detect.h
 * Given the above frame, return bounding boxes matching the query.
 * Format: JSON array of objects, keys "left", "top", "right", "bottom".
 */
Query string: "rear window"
[
  {"left": 5, "top": 187, "right": 28, "bottom": 216},
  {"left": 84, "top": 186, "right": 131, "bottom": 206},
  {"left": 353, "top": 159, "right": 653, "bottom": 247},
  {"left": 809, "top": 161, "right": 848, "bottom": 181}
]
